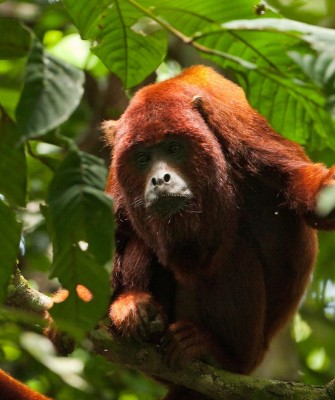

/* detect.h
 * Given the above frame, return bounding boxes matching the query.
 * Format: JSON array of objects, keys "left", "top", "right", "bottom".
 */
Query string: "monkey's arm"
[
  {"left": 242, "top": 126, "right": 335, "bottom": 229},
  {"left": 110, "top": 230, "right": 167, "bottom": 341}
]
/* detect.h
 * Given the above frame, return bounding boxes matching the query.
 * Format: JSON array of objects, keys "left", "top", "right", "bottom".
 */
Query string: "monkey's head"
[
  {"left": 134, "top": 135, "right": 193, "bottom": 217},
  {"left": 103, "top": 66, "right": 243, "bottom": 252}
]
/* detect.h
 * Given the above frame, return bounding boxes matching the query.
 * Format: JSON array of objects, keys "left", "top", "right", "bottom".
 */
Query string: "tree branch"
[
  {"left": 5, "top": 271, "right": 334, "bottom": 400},
  {"left": 6, "top": 269, "right": 53, "bottom": 314},
  {"left": 90, "top": 328, "right": 330, "bottom": 400}
]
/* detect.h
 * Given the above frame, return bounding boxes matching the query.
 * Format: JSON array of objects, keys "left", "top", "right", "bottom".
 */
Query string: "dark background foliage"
[{"left": 0, "top": 0, "right": 335, "bottom": 398}]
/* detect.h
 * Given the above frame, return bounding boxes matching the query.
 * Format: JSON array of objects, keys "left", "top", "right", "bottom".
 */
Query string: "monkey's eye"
[
  {"left": 136, "top": 152, "right": 151, "bottom": 167},
  {"left": 168, "top": 142, "right": 182, "bottom": 156}
]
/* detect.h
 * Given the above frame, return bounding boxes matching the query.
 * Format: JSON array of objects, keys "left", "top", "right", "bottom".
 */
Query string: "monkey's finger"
[
  {"left": 136, "top": 306, "right": 150, "bottom": 338},
  {"left": 147, "top": 302, "right": 159, "bottom": 321},
  {"left": 149, "top": 313, "right": 166, "bottom": 333}
]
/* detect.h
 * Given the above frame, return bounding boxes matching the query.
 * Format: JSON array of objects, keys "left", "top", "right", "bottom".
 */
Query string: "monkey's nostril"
[
  {"left": 152, "top": 177, "right": 157, "bottom": 186},
  {"left": 164, "top": 174, "right": 171, "bottom": 183}
]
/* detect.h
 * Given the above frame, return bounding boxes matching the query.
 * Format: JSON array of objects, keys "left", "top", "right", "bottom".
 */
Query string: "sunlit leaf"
[
  {"left": 0, "top": 58, "right": 26, "bottom": 118},
  {"left": 46, "top": 33, "right": 91, "bottom": 69},
  {"left": 21, "top": 332, "right": 89, "bottom": 390},
  {"left": 306, "top": 347, "right": 330, "bottom": 372},
  {"left": 63, "top": 0, "right": 167, "bottom": 88},
  {"left": 62, "top": 0, "right": 335, "bottom": 148},
  {"left": 153, "top": 0, "right": 279, "bottom": 36}
]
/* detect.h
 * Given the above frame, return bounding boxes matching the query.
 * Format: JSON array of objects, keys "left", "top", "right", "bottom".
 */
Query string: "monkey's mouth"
[{"left": 148, "top": 194, "right": 191, "bottom": 216}]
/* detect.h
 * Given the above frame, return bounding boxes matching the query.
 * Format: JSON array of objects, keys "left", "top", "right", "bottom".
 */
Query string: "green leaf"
[
  {"left": 0, "top": 114, "right": 26, "bottom": 206},
  {"left": 47, "top": 150, "right": 114, "bottom": 265},
  {"left": 46, "top": 149, "right": 113, "bottom": 334},
  {"left": 0, "top": 201, "right": 22, "bottom": 303},
  {"left": 224, "top": 18, "right": 335, "bottom": 54},
  {"left": 0, "top": 58, "right": 26, "bottom": 118},
  {"left": 139, "top": 2, "right": 335, "bottom": 149},
  {"left": 0, "top": 18, "right": 31, "bottom": 59},
  {"left": 289, "top": 51, "right": 335, "bottom": 116},
  {"left": 63, "top": 0, "right": 167, "bottom": 88},
  {"left": 192, "top": 20, "right": 335, "bottom": 150},
  {"left": 153, "top": 0, "right": 279, "bottom": 36},
  {"left": 15, "top": 40, "right": 85, "bottom": 139},
  {"left": 50, "top": 245, "right": 110, "bottom": 335},
  {"left": 61, "top": 0, "right": 335, "bottom": 148}
]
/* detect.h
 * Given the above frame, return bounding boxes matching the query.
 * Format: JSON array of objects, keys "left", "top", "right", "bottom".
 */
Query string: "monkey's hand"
[
  {"left": 109, "top": 291, "right": 167, "bottom": 342},
  {"left": 161, "top": 321, "right": 216, "bottom": 368},
  {"left": 315, "top": 167, "right": 335, "bottom": 229},
  {"left": 316, "top": 183, "right": 335, "bottom": 219}
]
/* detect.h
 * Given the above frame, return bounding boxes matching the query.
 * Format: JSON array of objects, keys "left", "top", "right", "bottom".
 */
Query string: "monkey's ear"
[
  {"left": 191, "top": 95, "right": 203, "bottom": 110},
  {"left": 191, "top": 95, "right": 210, "bottom": 124},
  {"left": 102, "top": 120, "right": 118, "bottom": 146}
]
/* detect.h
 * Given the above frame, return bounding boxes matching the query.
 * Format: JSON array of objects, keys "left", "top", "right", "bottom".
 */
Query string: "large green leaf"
[
  {"left": 47, "top": 150, "right": 114, "bottom": 265},
  {"left": 157, "top": 0, "right": 266, "bottom": 20},
  {"left": 152, "top": 0, "right": 279, "bottom": 36},
  {"left": 45, "top": 149, "right": 113, "bottom": 334},
  {"left": 61, "top": 0, "right": 335, "bottom": 149},
  {"left": 0, "top": 18, "right": 31, "bottom": 59},
  {"left": 195, "top": 18, "right": 335, "bottom": 150},
  {"left": 136, "top": 2, "right": 335, "bottom": 149},
  {"left": 50, "top": 245, "right": 110, "bottom": 335},
  {"left": 61, "top": 0, "right": 270, "bottom": 87},
  {"left": 15, "top": 40, "right": 85, "bottom": 139},
  {"left": 0, "top": 114, "right": 26, "bottom": 206},
  {"left": 288, "top": 51, "right": 335, "bottom": 117},
  {"left": 63, "top": 0, "right": 167, "bottom": 88},
  {"left": 0, "top": 201, "right": 22, "bottom": 303},
  {"left": 147, "top": 2, "right": 335, "bottom": 149},
  {"left": 224, "top": 18, "right": 335, "bottom": 54}
]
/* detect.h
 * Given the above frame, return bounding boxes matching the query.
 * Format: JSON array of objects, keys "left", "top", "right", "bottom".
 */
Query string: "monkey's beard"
[
  {"left": 129, "top": 195, "right": 201, "bottom": 259},
  {"left": 131, "top": 195, "right": 229, "bottom": 271},
  {"left": 127, "top": 179, "right": 237, "bottom": 274},
  {"left": 146, "top": 193, "right": 193, "bottom": 217}
]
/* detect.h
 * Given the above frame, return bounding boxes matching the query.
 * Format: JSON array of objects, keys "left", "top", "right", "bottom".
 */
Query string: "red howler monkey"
[{"left": 104, "top": 65, "right": 335, "bottom": 400}]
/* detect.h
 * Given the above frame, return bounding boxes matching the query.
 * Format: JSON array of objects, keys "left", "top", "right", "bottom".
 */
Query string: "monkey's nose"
[{"left": 151, "top": 173, "right": 171, "bottom": 187}]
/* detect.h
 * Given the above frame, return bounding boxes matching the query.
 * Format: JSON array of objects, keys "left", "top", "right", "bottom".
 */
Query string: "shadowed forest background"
[{"left": 0, "top": 0, "right": 335, "bottom": 399}]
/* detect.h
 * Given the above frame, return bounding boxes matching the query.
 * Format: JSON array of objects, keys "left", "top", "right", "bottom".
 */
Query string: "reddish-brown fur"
[
  {"left": 105, "top": 66, "right": 335, "bottom": 399},
  {"left": 0, "top": 369, "right": 51, "bottom": 400}
]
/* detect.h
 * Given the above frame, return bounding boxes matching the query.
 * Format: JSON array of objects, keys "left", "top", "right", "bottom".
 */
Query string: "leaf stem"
[
  {"left": 26, "top": 141, "right": 57, "bottom": 171},
  {"left": 126, "top": 0, "right": 256, "bottom": 70}
]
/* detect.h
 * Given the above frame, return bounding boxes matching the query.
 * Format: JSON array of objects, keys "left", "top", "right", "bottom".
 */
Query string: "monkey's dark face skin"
[{"left": 139, "top": 139, "right": 193, "bottom": 216}]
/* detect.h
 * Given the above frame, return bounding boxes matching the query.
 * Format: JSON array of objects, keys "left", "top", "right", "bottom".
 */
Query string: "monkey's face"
[{"left": 122, "top": 136, "right": 194, "bottom": 217}]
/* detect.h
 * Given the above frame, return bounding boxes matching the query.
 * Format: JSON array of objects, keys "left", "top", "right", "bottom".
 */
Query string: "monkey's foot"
[{"left": 161, "top": 321, "right": 213, "bottom": 368}]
